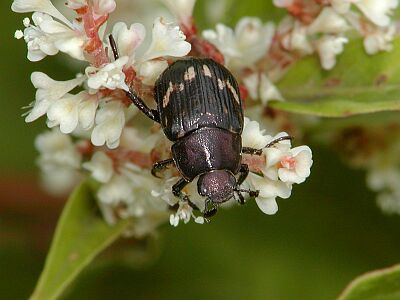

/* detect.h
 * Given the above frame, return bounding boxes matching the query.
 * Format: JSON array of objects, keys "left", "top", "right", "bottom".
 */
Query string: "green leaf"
[
  {"left": 338, "top": 264, "right": 400, "bottom": 300},
  {"left": 270, "top": 39, "right": 400, "bottom": 117},
  {"left": 30, "top": 181, "right": 132, "bottom": 300}
]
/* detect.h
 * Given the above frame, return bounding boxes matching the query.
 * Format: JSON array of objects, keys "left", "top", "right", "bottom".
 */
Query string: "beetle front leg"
[
  {"left": 172, "top": 178, "right": 202, "bottom": 212},
  {"left": 203, "top": 198, "right": 218, "bottom": 218},
  {"left": 237, "top": 164, "right": 249, "bottom": 186},
  {"left": 172, "top": 177, "right": 192, "bottom": 203},
  {"left": 151, "top": 159, "right": 174, "bottom": 178},
  {"left": 235, "top": 164, "right": 259, "bottom": 205},
  {"left": 108, "top": 34, "right": 160, "bottom": 123}
]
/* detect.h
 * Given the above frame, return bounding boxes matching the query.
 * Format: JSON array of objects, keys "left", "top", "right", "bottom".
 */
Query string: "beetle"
[{"left": 109, "top": 35, "right": 291, "bottom": 218}]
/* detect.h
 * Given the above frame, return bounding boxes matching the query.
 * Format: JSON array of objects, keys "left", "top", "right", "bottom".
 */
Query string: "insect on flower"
[{"left": 109, "top": 35, "right": 293, "bottom": 218}]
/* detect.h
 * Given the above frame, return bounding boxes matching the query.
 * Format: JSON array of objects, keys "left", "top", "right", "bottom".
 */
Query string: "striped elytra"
[{"left": 154, "top": 57, "right": 244, "bottom": 141}]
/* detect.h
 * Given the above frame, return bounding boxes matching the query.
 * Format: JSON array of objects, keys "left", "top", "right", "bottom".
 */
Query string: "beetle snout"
[{"left": 197, "top": 170, "right": 236, "bottom": 204}]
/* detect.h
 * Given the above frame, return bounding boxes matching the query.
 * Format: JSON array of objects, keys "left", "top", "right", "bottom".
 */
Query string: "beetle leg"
[
  {"left": 264, "top": 135, "right": 293, "bottom": 148},
  {"left": 242, "top": 147, "right": 263, "bottom": 156},
  {"left": 203, "top": 198, "right": 218, "bottom": 218},
  {"left": 237, "top": 192, "right": 245, "bottom": 205},
  {"left": 235, "top": 164, "right": 259, "bottom": 204},
  {"left": 151, "top": 159, "right": 174, "bottom": 178},
  {"left": 237, "top": 164, "right": 249, "bottom": 186},
  {"left": 172, "top": 177, "right": 191, "bottom": 202},
  {"left": 171, "top": 178, "right": 201, "bottom": 211},
  {"left": 242, "top": 136, "right": 293, "bottom": 156},
  {"left": 108, "top": 34, "right": 161, "bottom": 123}
]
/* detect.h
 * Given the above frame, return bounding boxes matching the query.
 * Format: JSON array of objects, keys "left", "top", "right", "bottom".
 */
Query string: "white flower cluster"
[
  {"left": 275, "top": 0, "right": 399, "bottom": 69},
  {"left": 34, "top": 117, "right": 312, "bottom": 233},
  {"left": 367, "top": 168, "right": 400, "bottom": 215},
  {"left": 242, "top": 118, "right": 312, "bottom": 214},
  {"left": 14, "top": 0, "right": 192, "bottom": 150},
  {"left": 203, "top": 0, "right": 399, "bottom": 107},
  {"left": 13, "top": 0, "right": 314, "bottom": 235},
  {"left": 203, "top": 17, "right": 282, "bottom": 105},
  {"left": 362, "top": 133, "right": 400, "bottom": 215}
]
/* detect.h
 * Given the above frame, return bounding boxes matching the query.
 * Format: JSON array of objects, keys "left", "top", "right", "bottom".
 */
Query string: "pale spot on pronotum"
[
  {"left": 184, "top": 66, "right": 196, "bottom": 81},
  {"left": 163, "top": 82, "right": 174, "bottom": 107},
  {"left": 217, "top": 78, "right": 226, "bottom": 90},
  {"left": 226, "top": 80, "right": 240, "bottom": 104},
  {"left": 202, "top": 65, "right": 212, "bottom": 77}
]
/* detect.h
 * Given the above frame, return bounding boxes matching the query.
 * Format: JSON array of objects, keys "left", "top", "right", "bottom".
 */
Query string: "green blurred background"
[{"left": 1, "top": 1, "right": 400, "bottom": 299}]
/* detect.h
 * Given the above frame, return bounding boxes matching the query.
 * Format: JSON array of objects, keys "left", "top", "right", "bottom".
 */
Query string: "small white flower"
[
  {"left": 39, "top": 18, "right": 86, "bottom": 60},
  {"left": 315, "top": 35, "right": 348, "bottom": 70},
  {"left": 137, "top": 60, "right": 169, "bottom": 85},
  {"left": 65, "top": 0, "right": 86, "bottom": 10},
  {"left": 25, "top": 72, "right": 86, "bottom": 122},
  {"left": 21, "top": 13, "right": 59, "bottom": 61},
  {"left": 35, "top": 129, "right": 82, "bottom": 195},
  {"left": 91, "top": 100, "right": 126, "bottom": 149},
  {"left": 86, "top": 56, "right": 130, "bottom": 92},
  {"left": 83, "top": 151, "right": 114, "bottom": 183},
  {"left": 23, "top": 17, "right": 31, "bottom": 27},
  {"left": 47, "top": 93, "right": 83, "bottom": 134},
  {"left": 308, "top": 7, "right": 350, "bottom": 34},
  {"left": 46, "top": 91, "right": 97, "bottom": 134},
  {"left": 247, "top": 172, "right": 292, "bottom": 215},
  {"left": 377, "top": 192, "right": 400, "bottom": 215},
  {"left": 11, "top": 0, "right": 72, "bottom": 27},
  {"left": 14, "top": 30, "right": 24, "bottom": 39},
  {"left": 242, "top": 117, "right": 270, "bottom": 149},
  {"left": 364, "top": 25, "right": 395, "bottom": 55},
  {"left": 97, "top": 175, "right": 133, "bottom": 207},
  {"left": 203, "top": 17, "right": 274, "bottom": 70},
  {"left": 169, "top": 201, "right": 201, "bottom": 227},
  {"left": 111, "top": 22, "right": 146, "bottom": 59},
  {"left": 161, "top": 0, "right": 196, "bottom": 24},
  {"left": 35, "top": 129, "right": 81, "bottom": 168},
  {"left": 93, "top": 0, "right": 116, "bottom": 16},
  {"left": 243, "top": 73, "right": 284, "bottom": 105},
  {"left": 281, "top": 20, "right": 314, "bottom": 55},
  {"left": 278, "top": 146, "right": 313, "bottom": 184},
  {"left": 366, "top": 168, "right": 400, "bottom": 192},
  {"left": 355, "top": 0, "right": 398, "bottom": 27},
  {"left": 18, "top": 12, "right": 86, "bottom": 61},
  {"left": 140, "top": 17, "right": 191, "bottom": 61},
  {"left": 262, "top": 132, "right": 292, "bottom": 180},
  {"left": 78, "top": 94, "right": 99, "bottom": 130},
  {"left": 119, "top": 127, "right": 163, "bottom": 153}
]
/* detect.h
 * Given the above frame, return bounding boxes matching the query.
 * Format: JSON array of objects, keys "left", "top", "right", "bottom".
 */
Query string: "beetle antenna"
[
  {"left": 108, "top": 34, "right": 120, "bottom": 60},
  {"left": 264, "top": 135, "right": 293, "bottom": 149}
]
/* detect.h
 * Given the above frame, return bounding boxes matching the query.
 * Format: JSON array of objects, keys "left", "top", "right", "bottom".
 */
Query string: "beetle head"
[{"left": 197, "top": 170, "right": 236, "bottom": 204}]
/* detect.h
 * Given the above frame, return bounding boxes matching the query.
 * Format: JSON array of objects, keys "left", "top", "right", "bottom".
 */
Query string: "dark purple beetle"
[{"left": 109, "top": 36, "right": 291, "bottom": 217}]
